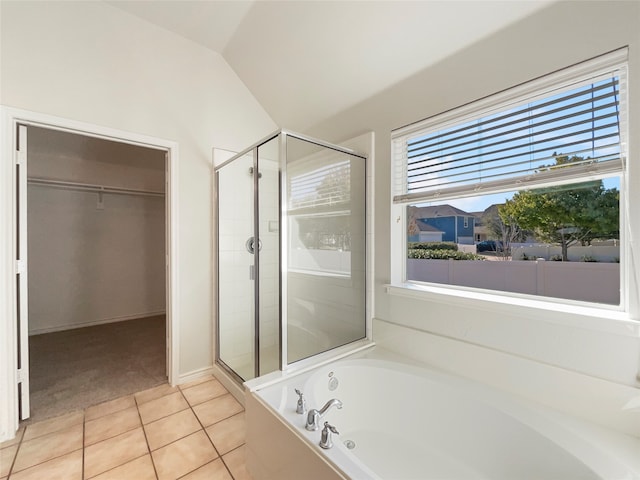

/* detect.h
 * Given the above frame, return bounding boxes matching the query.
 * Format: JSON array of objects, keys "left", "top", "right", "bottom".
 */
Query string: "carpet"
[{"left": 26, "top": 315, "right": 167, "bottom": 424}]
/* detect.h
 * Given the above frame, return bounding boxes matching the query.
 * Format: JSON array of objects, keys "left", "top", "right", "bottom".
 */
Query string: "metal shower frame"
[{"left": 214, "top": 129, "right": 367, "bottom": 382}]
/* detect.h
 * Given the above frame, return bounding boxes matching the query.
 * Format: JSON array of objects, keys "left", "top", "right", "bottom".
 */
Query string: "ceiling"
[{"left": 106, "top": 1, "right": 553, "bottom": 131}]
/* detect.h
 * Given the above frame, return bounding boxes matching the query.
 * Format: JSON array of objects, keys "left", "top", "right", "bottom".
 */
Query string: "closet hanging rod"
[{"left": 27, "top": 177, "right": 165, "bottom": 197}]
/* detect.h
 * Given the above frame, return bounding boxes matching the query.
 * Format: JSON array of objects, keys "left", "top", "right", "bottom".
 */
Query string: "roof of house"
[
  {"left": 471, "top": 204, "right": 503, "bottom": 224},
  {"left": 412, "top": 204, "right": 472, "bottom": 218},
  {"left": 416, "top": 220, "right": 445, "bottom": 233}
]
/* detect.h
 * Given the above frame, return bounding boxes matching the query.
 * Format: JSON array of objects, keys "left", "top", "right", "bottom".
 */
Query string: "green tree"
[
  {"left": 481, "top": 205, "right": 530, "bottom": 259},
  {"left": 499, "top": 155, "right": 619, "bottom": 261}
]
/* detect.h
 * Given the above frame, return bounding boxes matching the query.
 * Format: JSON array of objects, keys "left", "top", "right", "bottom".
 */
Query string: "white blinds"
[
  {"left": 392, "top": 50, "right": 627, "bottom": 204},
  {"left": 288, "top": 159, "right": 351, "bottom": 211}
]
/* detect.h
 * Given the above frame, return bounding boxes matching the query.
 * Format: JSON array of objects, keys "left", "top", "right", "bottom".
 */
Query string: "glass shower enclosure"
[{"left": 215, "top": 130, "right": 367, "bottom": 382}]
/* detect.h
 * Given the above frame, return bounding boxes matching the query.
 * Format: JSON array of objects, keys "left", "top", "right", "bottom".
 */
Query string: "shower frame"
[{"left": 214, "top": 129, "right": 369, "bottom": 383}]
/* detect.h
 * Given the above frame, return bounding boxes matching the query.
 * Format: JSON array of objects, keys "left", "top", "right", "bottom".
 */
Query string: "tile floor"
[{"left": 0, "top": 376, "right": 253, "bottom": 480}]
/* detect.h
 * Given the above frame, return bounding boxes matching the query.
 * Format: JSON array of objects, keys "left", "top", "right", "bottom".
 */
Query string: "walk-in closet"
[{"left": 25, "top": 126, "right": 168, "bottom": 422}]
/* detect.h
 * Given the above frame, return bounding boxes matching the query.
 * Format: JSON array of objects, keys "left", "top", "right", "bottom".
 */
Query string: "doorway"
[
  {"left": 2, "top": 110, "right": 179, "bottom": 431},
  {"left": 24, "top": 125, "right": 168, "bottom": 422}
]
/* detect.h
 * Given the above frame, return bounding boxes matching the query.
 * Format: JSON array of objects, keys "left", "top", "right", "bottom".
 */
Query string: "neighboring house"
[
  {"left": 409, "top": 205, "right": 475, "bottom": 244},
  {"left": 409, "top": 221, "right": 444, "bottom": 243},
  {"left": 472, "top": 204, "right": 501, "bottom": 243}
]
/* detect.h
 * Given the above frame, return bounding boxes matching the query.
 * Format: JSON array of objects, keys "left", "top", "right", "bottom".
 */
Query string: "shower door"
[
  {"left": 216, "top": 136, "right": 280, "bottom": 381},
  {"left": 216, "top": 151, "right": 256, "bottom": 380}
]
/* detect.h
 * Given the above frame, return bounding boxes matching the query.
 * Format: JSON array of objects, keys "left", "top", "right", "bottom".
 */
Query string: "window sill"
[{"left": 385, "top": 283, "right": 640, "bottom": 338}]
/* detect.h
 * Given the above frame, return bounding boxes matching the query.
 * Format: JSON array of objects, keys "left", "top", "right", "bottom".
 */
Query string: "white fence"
[
  {"left": 407, "top": 259, "right": 620, "bottom": 305},
  {"left": 511, "top": 244, "right": 619, "bottom": 262}
]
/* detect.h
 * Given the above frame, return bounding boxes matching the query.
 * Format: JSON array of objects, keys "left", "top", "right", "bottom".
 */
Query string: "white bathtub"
[{"left": 246, "top": 349, "right": 640, "bottom": 480}]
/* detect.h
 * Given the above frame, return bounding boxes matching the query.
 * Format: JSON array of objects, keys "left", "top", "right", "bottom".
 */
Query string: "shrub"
[
  {"left": 408, "top": 249, "right": 484, "bottom": 261},
  {"left": 407, "top": 242, "right": 458, "bottom": 251},
  {"left": 550, "top": 254, "right": 563, "bottom": 261},
  {"left": 581, "top": 255, "right": 598, "bottom": 262}
]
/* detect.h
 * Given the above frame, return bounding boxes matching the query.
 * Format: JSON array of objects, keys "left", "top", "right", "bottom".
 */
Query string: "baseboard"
[
  {"left": 176, "top": 365, "right": 216, "bottom": 386},
  {"left": 211, "top": 364, "right": 245, "bottom": 406},
  {"left": 28, "top": 311, "right": 167, "bottom": 335},
  {"left": 172, "top": 365, "right": 245, "bottom": 406}
]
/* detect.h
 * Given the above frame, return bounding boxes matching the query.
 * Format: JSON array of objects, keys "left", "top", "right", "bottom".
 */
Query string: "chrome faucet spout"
[
  {"left": 305, "top": 398, "right": 342, "bottom": 431},
  {"left": 318, "top": 398, "right": 342, "bottom": 416}
]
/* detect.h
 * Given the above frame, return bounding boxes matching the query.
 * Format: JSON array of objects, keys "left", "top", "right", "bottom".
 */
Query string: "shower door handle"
[{"left": 245, "top": 236, "right": 262, "bottom": 254}]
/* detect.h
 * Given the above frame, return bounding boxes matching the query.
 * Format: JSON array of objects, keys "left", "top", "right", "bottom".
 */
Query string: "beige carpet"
[{"left": 27, "top": 315, "right": 166, "bottom": 424}]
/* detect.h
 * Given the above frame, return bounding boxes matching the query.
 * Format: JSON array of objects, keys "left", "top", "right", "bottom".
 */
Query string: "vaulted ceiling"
[{"left": 106, "top": 1, "right": 553, "bottom": 131}]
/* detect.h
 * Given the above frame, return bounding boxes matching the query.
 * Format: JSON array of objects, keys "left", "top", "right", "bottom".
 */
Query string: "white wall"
[
  {"left": 27, "top": 128, "right": 166, "bottom": 334},
  {"left": 28, "top": 187, "right": 166, "bottom": 334},
  {"left": 0, "top": 1, "right": 276, "bottom": 378},
  {"left": 307, "top": 1, "right": 640, "bottom": 387}
]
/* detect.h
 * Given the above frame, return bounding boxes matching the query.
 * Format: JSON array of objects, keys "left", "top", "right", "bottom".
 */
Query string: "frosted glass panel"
[{"left": 286, "top": 136, "right": 366, "bottom": 363}]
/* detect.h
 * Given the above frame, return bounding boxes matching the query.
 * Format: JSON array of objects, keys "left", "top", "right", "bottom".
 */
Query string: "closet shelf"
[{"left": 27, "top": 177, "right": 165, "bottom": 197}]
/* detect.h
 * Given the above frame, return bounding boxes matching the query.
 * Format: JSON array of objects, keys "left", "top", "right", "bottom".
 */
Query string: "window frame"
[{"left": 390, "top": 49, "right": 632, "bottom": 320}]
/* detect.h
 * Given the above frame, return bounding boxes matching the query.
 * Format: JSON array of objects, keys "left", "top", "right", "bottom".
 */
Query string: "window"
[{"left": 392, "top": 49, "right": 628, "bottom": 308}]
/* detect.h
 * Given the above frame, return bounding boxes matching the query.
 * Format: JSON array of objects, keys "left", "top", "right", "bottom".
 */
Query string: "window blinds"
[
  {"left": 392, "top": 50, "right": 627, "bottom": 204},
  {"left": 288, "top": 159, "right": 351, "bottom": 210}
]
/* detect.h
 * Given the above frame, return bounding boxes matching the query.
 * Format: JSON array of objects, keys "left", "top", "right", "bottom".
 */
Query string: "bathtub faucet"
[{"left": 305, "top": 398, "right": 342, "bottom": 431}]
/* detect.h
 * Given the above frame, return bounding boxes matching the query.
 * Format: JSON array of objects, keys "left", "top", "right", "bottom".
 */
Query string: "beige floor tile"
[
  {"left": 8, "top": 449, "right": 82, "bottom": 480},
  {"left": 205, "top": 412, "right": 245, "bottom": 455},
  {"left": 0, "top": 444, "right": 18, "bottom": 477},
  {"left": 144, "top": 408, "right": 201, "bottom": 451},
  {"left": 85, "top": 406, "right": 141, "bottom": 446},
  {"left": 0, "top": 426, "right": 24, "bottom": 449},
  {"left": 138, "top": 391, "right": 189, "bottom": 425},
  {"left": 181, "top": 379, "right": 228, "bottom": 407},
  {"left": 12, "top": 423, "right": 83, "bottom": 473},
  {"left": 151, "top": 430, "right": 218, "bottom": 480},
  {"left": 192, "top": 394, "right": 243, "bottom": 428},
  {"left": 135, "top": 383, "right": 178, "bottom": 406},
  {"left": 84, "top": 427, "right": 148, "bottom": 479},
  {"left": 85, "top": 395, "right": 136, "bottom": 421},
  {"left": 222, "top": 445, "right": 252, "bottom": 480},
  {"left": 23, "top": 410, "right": 84, "bottom": 442},
  {"left": 179, "top": 375, "right": 215, "bottom": 390},
  {"left": 180, "top": 458, "right": 233, "bottom": 480},
  {"left": 89, "top": 454, "right": 156, "bottom": 480}
]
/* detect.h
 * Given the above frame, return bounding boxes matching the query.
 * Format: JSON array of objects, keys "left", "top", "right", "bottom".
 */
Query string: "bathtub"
[{"left": 245, "top": 349, "right": 640, "bottom": 480}]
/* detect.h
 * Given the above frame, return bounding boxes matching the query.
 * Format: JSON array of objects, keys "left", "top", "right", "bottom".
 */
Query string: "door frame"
[{"left": 0, "top": 106, "right": 180, "bottom": 440}]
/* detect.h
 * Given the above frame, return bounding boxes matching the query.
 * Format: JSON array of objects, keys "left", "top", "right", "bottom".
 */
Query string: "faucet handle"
[
  {"left": 294, "top": 389, "right": 306, "bottom": 414},
  {"left": 319, "top": 421, "right": 339, "bottom": 449}
]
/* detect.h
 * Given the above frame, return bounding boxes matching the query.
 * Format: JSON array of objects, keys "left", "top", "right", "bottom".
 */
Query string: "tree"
[
  {"left": 407, "top": 206, "right": 420, "bottom": 237},
  {"left": 481, "top": 205, "right": 529, "bottom": 259},
  {"left": 498, "top": 155, "right": 619, "bottom": 261}
]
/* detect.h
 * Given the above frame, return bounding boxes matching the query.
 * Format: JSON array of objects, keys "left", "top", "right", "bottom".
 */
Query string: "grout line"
[
  {"left": 185, "top": 388, "right": 239, "bottom": 479},
  {"left": 81, "top": 411, "right": 85, "bottom": 480},
  {"left": 9, "top": 448, "right": 84, "bottom": 478},
  {"left": 138, "top": 391, "right": 191, "bottom": 423},
  {"left": 4, "top": 426, "right": 25, "bottom": 479},
  {"left": 84, "top": 395, "right": 136, "bottom": 423},
  {"left": 220, "top": 441, "right": 249, "bottom": 479},
  {"left": 84, "top": 406, "right": 144, "bottom": 447},
  {"left": 173, "top": 459, "right": 220, "bottom": 480},
  {"left": 134, "top": 395, "right": 160, "bottom": 480},
  {"left": 146, "top": 387, "right": 221, "bottom": 480},
  {"left": 8, "top": 425, "right": 83, "bottom": 475},
  {"left": 83, "top": 453, "right": 150, "bottom": 480}
]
